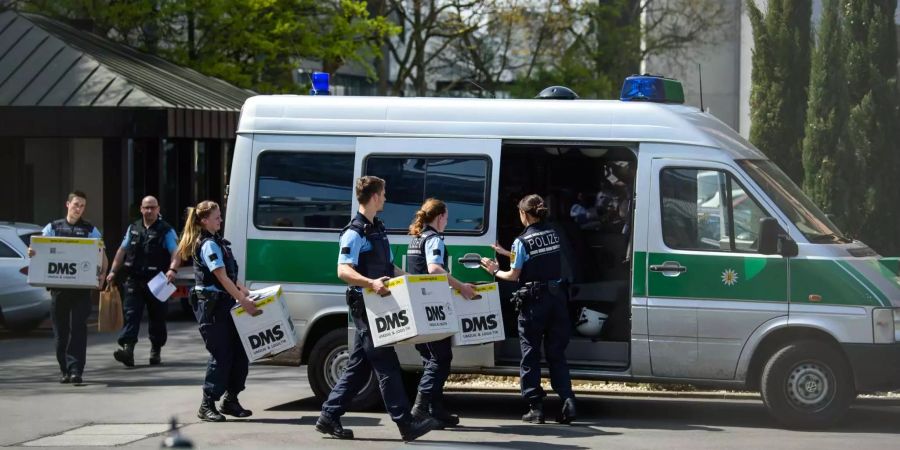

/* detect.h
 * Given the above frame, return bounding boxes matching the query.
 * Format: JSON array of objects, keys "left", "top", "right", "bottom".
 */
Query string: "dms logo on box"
[
  {"left": 462, "top": 314, "right": 498, "bottom": 333},
  {"left": 248, "top": 324, "right": 285, "bottom": 350},
  {"left": 47, "top": 262, "right": 77, "bottom": 275},
  {"left": 425, "top": 304, "right": 446, "bottom": 322},
  {"left": 376, "top": 310, "right": 409, "bottom": 333}
]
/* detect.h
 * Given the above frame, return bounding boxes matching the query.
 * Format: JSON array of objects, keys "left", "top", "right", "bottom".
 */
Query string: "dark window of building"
[{"left": 254, "top": 152, "right": 354, "bottom": 230}]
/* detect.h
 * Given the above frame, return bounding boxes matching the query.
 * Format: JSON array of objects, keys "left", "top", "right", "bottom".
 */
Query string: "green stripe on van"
[
  {"left": 245, "top": 239, "right": 494, "bottom": 284},
  {"left": 646, "top": 252, "right": 787, "bottom": 302},
  {"left": 632, "top": 251, "right": 647, "bottom": 296},
  {"left": 789, "top": 259, "right": 886, "bottom": 306}
]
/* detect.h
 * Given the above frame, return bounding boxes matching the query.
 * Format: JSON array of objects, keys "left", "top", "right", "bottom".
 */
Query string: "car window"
[
  {"left": 364, "top": 156, "right": 490, "bottom": 234},
  {"left": 661, "top": 168, "right": 769, "bottom": 252},
  {"left": 0, "top": 239, "right": 20, "bottom": 258},
  {"left": 19, "top": 232, "right": 39, "bottom": 247},
  {"left": 254, "top": 152, "right": 355, "bottom": 230}
]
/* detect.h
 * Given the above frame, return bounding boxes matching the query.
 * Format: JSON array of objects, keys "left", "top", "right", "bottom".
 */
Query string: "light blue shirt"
[
  {"left": 424, "top": 236, "right": 445, "bottom": 266},
  {"left": 337, "top": 230, "right": 394, "bottom": 266},
  {"left": 120, "top": 224, "right": 177, "bottom": 253},
  {"left": 42, "top": 223, "right": 102, "bottom": 238},
  {"left": 198, "top": 240, "right": 225, "bottom": 292},
  {"left": 510, "top": 238, "right": 529, "bottom": 270}
]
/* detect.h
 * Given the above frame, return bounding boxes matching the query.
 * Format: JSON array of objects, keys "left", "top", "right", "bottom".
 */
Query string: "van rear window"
[{"left": 254, "top": 151, "right": 354, "bottom": 230}]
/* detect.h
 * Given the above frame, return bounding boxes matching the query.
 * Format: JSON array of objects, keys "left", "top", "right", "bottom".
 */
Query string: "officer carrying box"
[
  {"left": 315, "top": 176, "right": 439, "bottom": 442},
  {"left": 481, "top": 194, "right": 577, "bottom": 425},
  {"left": 106, "top": 196, "right": 179, "bottom": 367}
]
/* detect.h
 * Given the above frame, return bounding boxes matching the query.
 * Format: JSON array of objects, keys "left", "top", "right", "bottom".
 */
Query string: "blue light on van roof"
[
  {"left": 620, "top": 75, "right": 684, "bottom": 104},
  {"left": 310, "top": 72, "right": 330, "bottom": 95}
]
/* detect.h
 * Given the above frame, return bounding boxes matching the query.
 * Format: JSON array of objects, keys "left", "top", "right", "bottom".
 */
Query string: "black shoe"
[
  {"left": 70, "top": 374, "right": 83, "bottom": 385},
  {"left": 113, "top": 343, "right": 135, "bottom": 367},
  {"left": 431, "top": 394, "right": 460, "bottom": 427},
  {"left": 557, "top": 398, "right": 577, "bottom": 424},
  {"left": 398, "top": 416, "right": 440, "bottom": 442},
  {"left": 59, "top": 373, "right": 71, "bottom": 384},
  {"left": 219, "top": 394, "right": 252, "bottom": 418},
  {"left": 522, "top": 401, "right": 544, "bottom": 424},
  {"left": 149, "top": 346, "right": 162, "bottom": 365},
  {"left": 315, "top": 415, "right": 354, "bottom": 439},
  {"left": 198, "top": 397, "right": 226, "bottom": 422}
]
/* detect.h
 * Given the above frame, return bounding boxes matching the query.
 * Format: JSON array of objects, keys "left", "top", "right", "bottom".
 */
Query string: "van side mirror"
[
  {"left": 758, "top": 217, "right": 798, "bottom": 257},
  {"left": 458, "top": 253, "right": 482, "bottom": 269}
]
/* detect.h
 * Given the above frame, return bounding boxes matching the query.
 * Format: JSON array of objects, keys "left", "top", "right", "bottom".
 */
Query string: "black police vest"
[
  {"left": 193, "top": 232, "right": 239, "bottom": 291},
  {"left": 341, "top": 213, "right": 394, "bottom": 279},
  {"left": 123, "top": 219, "right": 173, "bottom": 279},
  {"left": 407, "top": 227, "right": 447, "bottom": 275},
  {"left": 516, "top": 222, "right": 562, "bottom": 284},
  {"left": 50, "top": 218, "right": 95, "bottom": 238}
]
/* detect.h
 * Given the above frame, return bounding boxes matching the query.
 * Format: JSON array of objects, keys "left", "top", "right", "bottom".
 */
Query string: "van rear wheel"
[
  {"left": 307, "top": 329, "right": 381, "bottom": 411},
  {"left": 760, "top": 340, "right": 853, "bottom": 429}
]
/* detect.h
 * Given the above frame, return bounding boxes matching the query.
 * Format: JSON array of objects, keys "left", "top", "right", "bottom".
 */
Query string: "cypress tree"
[
  {"left": 801, "top": 0, "right": 854, "bottom": 227},
  {"left": 747, "top": 0, "right": 812, "bottom": 184}
]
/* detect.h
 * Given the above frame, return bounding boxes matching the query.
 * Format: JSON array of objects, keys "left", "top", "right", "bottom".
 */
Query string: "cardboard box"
[
  {"left": 28, "top": 236, "right": 103, "bottom": 289},
  {"left": 451, "top": 283, "right": 506, "bottom": 346},
  {"left": 231, "top": 285, "right": 298, "bottom": 362},
  {"left": 363, "top": 274, "right": 459, "bottom": 348}
]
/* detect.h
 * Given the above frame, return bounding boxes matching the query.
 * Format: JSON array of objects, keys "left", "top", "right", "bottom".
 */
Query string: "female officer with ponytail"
[
  {"left": 481, "top": 194, "right": 576, "bottom": 425},
  {"left": 175, "top": 201, "right": 259, "bottom": 422},
  {"left": 406, "top": 199, "right": 477, "bottom": 428}
]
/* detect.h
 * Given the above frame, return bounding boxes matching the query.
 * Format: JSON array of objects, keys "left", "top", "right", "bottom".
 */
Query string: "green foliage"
[{"left": 747, "top": 0, "right": 812, "bottom": 184}]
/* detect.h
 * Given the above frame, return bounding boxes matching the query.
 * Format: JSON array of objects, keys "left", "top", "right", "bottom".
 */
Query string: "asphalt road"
[{"left": 2, "top": 319, "right": 900, "bottom": 449}]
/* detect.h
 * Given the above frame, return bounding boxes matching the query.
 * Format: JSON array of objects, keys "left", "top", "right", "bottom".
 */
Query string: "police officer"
[
  {"left": 406, "top": 199, "right": 476, "bottom": 428},
  {"left": 174, "top": 200, "right": 258, "bottom": 422},
  {"left": 106, "top": 196, "right": 178, "bottom": 367},
  {"left": 481, "top": 194, "right": 577, "bottom": 424},
  {"left": 28, "top": 191, "right": 108, "bottom": 385},
  {"left": 316, "top": 176, "right": 439, "bottom": 442}
]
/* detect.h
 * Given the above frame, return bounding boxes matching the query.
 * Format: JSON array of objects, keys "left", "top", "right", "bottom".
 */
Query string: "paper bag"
[{"left": 98, "top": 284, "right": 123, "bottom": 332}]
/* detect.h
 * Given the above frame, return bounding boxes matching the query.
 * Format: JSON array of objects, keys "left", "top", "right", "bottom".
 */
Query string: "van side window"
[
  {"left": 365, "top": 157, "right": 489, "bottom": 234},
  {"left": 0, "top": 240, "right": 19, "bottom": 258},
  {"left": 660, "top": 168, "right": 769, "bottom": 252},
  {"left": 254, "top": 152, "right": 354, "bottom": 230}
]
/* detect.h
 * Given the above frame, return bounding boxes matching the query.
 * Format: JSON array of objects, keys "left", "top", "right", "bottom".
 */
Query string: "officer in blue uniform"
[
  {"left": 174, "top": 200, "right": 257, "bottom": 422},
  {"left": 316, "top": 176, "right": 439, "bottom": 442},
  {"left": 482, "top": 194, "right": 577, "bottom": 424},
  {"left": 28, "top": 191, "right": 108, "bottom": 385},
  {"left": 106, "top": 196, "right": 179, "bottom": 367},
  {"left": 406, "top": 198, "right": 476, "bottom": 428}
]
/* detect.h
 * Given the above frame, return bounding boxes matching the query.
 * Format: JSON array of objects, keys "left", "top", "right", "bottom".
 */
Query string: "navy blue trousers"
[
  {"left": 518, "top": 288, "right": 574, "bottom": 402},
  {"left": 50, "top": 289, "right": 91, "bottom": 375},
  {"left": 415, "top": 337, "right": 453, "bottom": 396},
  {"left": 192, "top": 292, "right": 248, "bottom": 401},
  {"left": 118, "top": 278, "right": 168, "bottom": 347}
]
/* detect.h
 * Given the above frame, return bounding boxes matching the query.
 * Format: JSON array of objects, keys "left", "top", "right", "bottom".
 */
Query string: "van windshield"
[{"left": 738, "top": 159, "right": 850, "bottom": 243}]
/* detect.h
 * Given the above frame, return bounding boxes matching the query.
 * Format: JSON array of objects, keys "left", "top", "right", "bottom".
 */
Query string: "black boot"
[
  {"left": 70, "top": 373, "right": 83, "bottom": 385},
  {"left": 315, "top": 414, "right": 354, "bottom": 439},
  {"left": 113, "top": 343, "right": 135, "bottom": 367},
  {"left": 411, "top": 392, "right": 433, "bottom": 419},
  {"left": 557, "top": 397, "right": 577, "bottom": 424},
  {"left": 219, "top": 393, "right": 252, "bottom": 418},
  {"left": 198, "top": 396, "right": 226, "bottom": 422},
  {"left": 149, "top": 346, "right": 162, "bottom": 365},
  {"left": 431, "top": 394, "right": 460, "bottom": 427},
  {"left": 59, "top": 373, "right": 71, "bottom": 384},
  {"left": 397, "top": 416, "right": 440, "bottom": 442},
  {"left": 522, "top": 400, "right": 545, "bottom": 424}
]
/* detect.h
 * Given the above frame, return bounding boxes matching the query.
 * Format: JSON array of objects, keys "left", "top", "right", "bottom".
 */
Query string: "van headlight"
[{"left": 872, "top": 308, "right": 898, "bottom": 343}]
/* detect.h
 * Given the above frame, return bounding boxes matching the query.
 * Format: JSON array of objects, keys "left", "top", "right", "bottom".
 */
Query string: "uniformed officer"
[
  {"left": 481, "top": 194, "right": 577, "bottom": 424},
  {"left": 174, "top": 200, "right": 258, "bottom": 422},
  {"left": 106, "top": 196, "right": 179, "bottom": 367},
  {"left": 406, "top": 198, "right": 476, "bottom": 428},
  {"left": 316, "top": 176, "right": 439, "bottom": 442},
  {"left": 27, "top": 191, "right": 108, "bottom": 385}
]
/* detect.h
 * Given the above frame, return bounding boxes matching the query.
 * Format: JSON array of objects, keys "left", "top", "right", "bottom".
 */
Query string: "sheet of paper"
[{"left": 148, "top": 272, "right": 176, "bottom": 302}]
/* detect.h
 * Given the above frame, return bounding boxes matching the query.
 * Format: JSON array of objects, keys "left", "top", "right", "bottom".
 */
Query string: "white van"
[{"left": 225, "top": 76, "right": 900, "bottom": 428}]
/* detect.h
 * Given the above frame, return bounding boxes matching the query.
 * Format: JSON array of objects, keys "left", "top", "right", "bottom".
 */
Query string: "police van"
[{"left": 225, "top": 75, "right": 900, "bottom": 428}]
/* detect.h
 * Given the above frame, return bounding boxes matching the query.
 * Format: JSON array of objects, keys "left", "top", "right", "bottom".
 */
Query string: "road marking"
[{"left": 21, "top": 423, "right": 170, "bottom": 447}]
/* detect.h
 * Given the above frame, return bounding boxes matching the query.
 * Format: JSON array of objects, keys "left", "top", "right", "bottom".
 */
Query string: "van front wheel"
[
  {"left": 760, "top": 340, "right": 853, "bottom": 428},
  {"left": 307, "top": 329, "right": 381, "bottom": 411}
]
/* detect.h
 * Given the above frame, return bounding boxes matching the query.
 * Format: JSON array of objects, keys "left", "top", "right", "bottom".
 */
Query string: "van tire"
[
  {"left": 307, "top": 329, "right": 381, "bottom": 411},
  {"left": 760, "top": 340, "right": 853, "bottom": 429}
]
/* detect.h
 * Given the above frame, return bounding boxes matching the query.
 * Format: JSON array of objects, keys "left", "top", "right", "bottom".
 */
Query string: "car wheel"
[
  {"left": 307, "top": 328, "right": 381, "bottom": 411},
  {"left": 760, "top": 340, "right": 854, "bottom": 429}
]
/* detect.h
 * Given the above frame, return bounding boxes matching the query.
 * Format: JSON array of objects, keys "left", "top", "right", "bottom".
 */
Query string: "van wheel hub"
[
  {"left": 786, "top": 362, "right": 833, "bottom": 409},
  {"left": 325, "top": 346, "right": 349, "bottom": 388}
]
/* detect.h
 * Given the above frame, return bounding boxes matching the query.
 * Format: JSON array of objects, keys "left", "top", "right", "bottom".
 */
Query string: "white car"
[{"left": 0, "top": 222, "right": 50, "bottom": 332}]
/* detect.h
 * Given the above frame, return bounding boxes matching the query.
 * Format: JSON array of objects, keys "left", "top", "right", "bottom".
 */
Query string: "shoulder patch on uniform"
[
  {"left": 432, "top": 249, "right": 441, "bottom": 256},
  {"left": 341, "top": 246, "right": 352, "bottom": 255},
  {"left": 208, "top": 253, "right": 219, "bottom": 261}
]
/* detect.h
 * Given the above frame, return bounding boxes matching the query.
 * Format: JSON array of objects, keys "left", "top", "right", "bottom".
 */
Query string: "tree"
[
  {"left": 842, "top": 0, "right": 900, "bottom": 252},
  {"left": 801, "top": 0, "right": 854, "bottom": 228},
  {"left": 747, "top": 0, "right": 812, "bottom": 185}
]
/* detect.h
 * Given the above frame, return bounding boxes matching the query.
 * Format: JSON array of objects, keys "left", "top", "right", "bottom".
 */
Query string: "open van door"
[{"left": 354, "top": 137, "right": 501, "bottom": 369}]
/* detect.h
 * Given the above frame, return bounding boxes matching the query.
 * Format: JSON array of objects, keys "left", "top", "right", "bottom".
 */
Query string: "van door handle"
[{"left": 649, "top": 261, "right": 687, "bottom": 277}]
